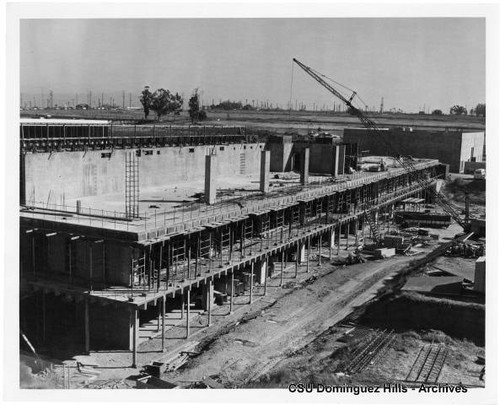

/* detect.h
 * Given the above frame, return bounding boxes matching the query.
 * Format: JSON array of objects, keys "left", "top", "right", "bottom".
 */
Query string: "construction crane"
[{"left": 292, "top": 58, "right": 468, "bottom": 230}]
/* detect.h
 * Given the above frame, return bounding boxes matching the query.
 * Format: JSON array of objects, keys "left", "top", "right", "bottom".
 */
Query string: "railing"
[{"left": 20, "top": 160, "right": 441, "bottom": 237}]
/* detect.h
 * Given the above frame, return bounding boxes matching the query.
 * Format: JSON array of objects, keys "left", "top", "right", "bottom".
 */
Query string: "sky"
[{"left": 20, "top": 18, "right": 485, "bottom": 113}]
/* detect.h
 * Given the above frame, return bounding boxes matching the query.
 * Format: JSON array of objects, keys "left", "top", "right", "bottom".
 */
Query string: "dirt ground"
[{"left": 249, "top": 326, "right": 485, "bottom": 389}]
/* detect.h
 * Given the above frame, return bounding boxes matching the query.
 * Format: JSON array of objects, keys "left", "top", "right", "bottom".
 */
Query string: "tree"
[
  {"left": 474, "top": 103, "right": 485, "bottom": 117},
  {"left": 188, "top": 89, "right": 207, "bottom": 123},
  {"left": 139, "top": 86, "right": 153, "bottom": 119},
  {"left": 449, "top": 105, "right": 468, "bottom": 115},
  {"left": 150, "top": 89, "right": 183, "bottom": 121},
  {"left": 431, "top": 109, "right": 443, "bottom": 115}
]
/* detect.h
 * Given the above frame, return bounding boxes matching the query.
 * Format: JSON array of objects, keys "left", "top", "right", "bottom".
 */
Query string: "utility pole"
[
  {"left": 129, "top": 93, "right": 132, "bottom": 108},
  {"left": 379, "top": 97, "right": 384, "bottom": 113},
  {"left": 122, "top": 90, "right": 125, "bottom": 109},
  {"left": 49, "top": 90, "right": 53, "bottom": 109}
]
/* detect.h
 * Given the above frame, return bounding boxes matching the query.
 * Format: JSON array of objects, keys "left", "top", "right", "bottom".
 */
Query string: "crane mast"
[{"left": 292, "top": 58, "right": 467, "bottom": 230}]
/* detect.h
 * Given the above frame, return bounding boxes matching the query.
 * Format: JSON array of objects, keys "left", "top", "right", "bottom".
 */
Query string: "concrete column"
[
  {"left": 84, "top": 297, "right": 89, "bottom": 354},
  {"left": 300, "top": 148, "right": 310, "bottom": 185},
  {"left": 258, "top": 260, "right": 267, "bottom": 284},
  {"left": 259, "top": 150, "right": 271, "bottom": 193},
  {"left": 355, "top": 219, "right": 359, "bottom": 247},
  {"left": 186, "top": 289, "right": 190, "bottom": 338},
  {"left": 131, "top": 306, "right": 138, "bottom": 368},
  {"left": 204, "top": 155, "right": 217, "bottom": 205},
  {"left": 249, "top": 262, "right": 254, "bottom": 304},
  {"left": 161, "top": 297, "right": 165, "bottom": 352},
  {"left": 298, "top": 242, "right": 306, "bottom": 263},
  {"left": 331, "top": 145, "right": 340, "bottom": 177}
]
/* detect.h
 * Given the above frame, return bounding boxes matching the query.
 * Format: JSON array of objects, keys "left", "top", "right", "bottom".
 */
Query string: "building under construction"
[{"left": 19, "top": 119, "right": 448, "bottom": 367}]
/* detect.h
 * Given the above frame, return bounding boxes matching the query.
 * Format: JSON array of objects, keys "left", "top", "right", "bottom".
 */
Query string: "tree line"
[
  {"left": 431, "top": 103, "right": 485, "bottom": 117},
  {"left": 139, "top": 86, "right": 206, "bottom": 123},
  {"left": 140, "top": 86, "right": 485, "bottom": 121}
]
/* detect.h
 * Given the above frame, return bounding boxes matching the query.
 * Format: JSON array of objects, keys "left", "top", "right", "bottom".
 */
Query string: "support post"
[
  {"left": 280, "top": 250, "right": 284, "bottom": 286},
  {"left": 161, "top": 297, "right": 165, "bottom": 352},
  {"left": 307, "top": 236, "right": 310, "bottom": 273},
  {"left": 186, "top": 289, "right": 190, "bottom": 338},
  {"left": 157, "top": 301, "right": 161, "bottom": 332},
  {"left": 84, "top": 297, "right": 89, "bottom": 354},
  {"left": 42, "top": 292, "right": 46, "bottom": 343},
  {"left": 355, "top": 219, "right": 359, "bottom": 248},
  {"left": 249, "top": 262, "right": 254, "bottom": 304},
  {"left": 329, "top": 230, "right": 333, "bottom": 260},
  {"left": 346, "top": 222, "right": 350, "bottom": 250},
  {"left": 230, "top": 271, "right": 234, "bottom": 313},
  {"left": 131, "top": 306, "right": 138, "bottom": 368},
  {"left": 337, "top": 225, "right": 341, "bottom": 255},
  {"left": 207, "top": 280, "right": 212, "bottom": 326},
  {"left": 318, "top": 234, "right": 322, "bottom": 266},
  {"left": 295, "top": 243, "right": 299, "bottom": 278},
  {"left": 180, "top": 292, "right": 184, "bottom": 320},
  {"left": 264, "top": 257, "right": 268, "bottom": 296}
]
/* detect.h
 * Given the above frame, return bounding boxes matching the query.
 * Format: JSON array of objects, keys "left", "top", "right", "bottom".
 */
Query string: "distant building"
[{"left": 343, "top": 127, "right": 484, "bottom": 173}]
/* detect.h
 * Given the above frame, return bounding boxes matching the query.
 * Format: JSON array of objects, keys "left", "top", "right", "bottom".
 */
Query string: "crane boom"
[
  {"left": 292, "top": 58, "right": 357, "bottom": 108},
  {"left": 292, "top": 58, "right": 467, "bottom": 229}
]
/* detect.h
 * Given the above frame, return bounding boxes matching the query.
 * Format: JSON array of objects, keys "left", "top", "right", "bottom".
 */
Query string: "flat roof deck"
[{"left": 20, "top": 159, "right": 440, "bottom": 241}]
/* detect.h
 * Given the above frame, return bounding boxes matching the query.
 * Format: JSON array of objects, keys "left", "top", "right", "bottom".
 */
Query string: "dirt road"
[{"left": 172, "top": 254, "right": 426, "bottom": 386}]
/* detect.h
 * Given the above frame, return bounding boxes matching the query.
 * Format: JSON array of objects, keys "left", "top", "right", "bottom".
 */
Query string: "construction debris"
[{"left": 445, "top": 241, "right": 485, "bottom": 258}]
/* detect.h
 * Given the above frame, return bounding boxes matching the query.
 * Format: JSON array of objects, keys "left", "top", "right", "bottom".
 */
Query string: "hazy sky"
[{"left": 20, "top": 18, "right": 485, "bottom": 112}]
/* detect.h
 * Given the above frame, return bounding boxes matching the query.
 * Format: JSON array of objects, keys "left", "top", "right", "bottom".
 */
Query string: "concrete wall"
[
  {"left": 90, "top": 303, "right": 132, "bottom": 350},
  {"left": 309, "top": 144, "right": 334, "bottom": 173},
  {"left": 343, "top": 128, "right": 484, "bottom": 173},
  {"left": 268, "top": 140, "right": 294, "bottom": 172},
  {"left": 23, "top": 143, "right": 265, "bottom": 205}
]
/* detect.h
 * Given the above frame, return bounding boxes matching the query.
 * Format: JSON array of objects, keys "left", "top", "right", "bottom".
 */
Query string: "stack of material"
[
  {"left": 374, "top": 248, "right": 396, "bottom": 259},
  {"left": 383, "top": 235, "right": 405, "bottom": 248}
]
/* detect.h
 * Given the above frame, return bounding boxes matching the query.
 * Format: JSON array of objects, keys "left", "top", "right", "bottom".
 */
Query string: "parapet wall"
[{"left": 23, "top": 143, "right": 265, "bottom": 205}]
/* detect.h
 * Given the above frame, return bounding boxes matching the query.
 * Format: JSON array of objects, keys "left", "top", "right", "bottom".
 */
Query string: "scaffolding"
[{"left": 125, "top": 151, "right": 139, "bottom": 219}]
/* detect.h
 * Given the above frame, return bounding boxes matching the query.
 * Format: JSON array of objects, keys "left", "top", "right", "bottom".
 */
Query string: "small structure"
[{"left": 474, "top": 256, "right": 486, "bottom": 293}]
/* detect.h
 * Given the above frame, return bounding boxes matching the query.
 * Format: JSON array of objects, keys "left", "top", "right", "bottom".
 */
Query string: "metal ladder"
[{"left": 364, "top": 209, "right": 382, "bottom": 244}]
